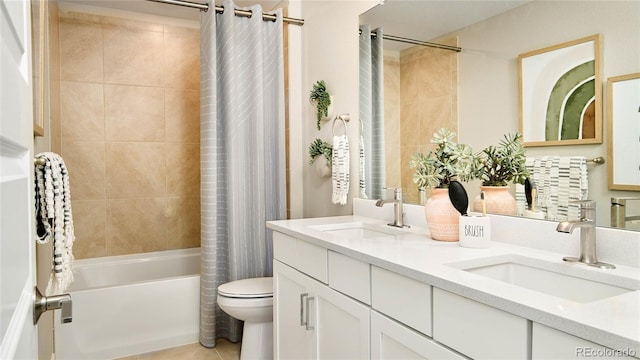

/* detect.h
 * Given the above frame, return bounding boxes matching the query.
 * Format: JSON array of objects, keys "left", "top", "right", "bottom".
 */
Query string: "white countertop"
[{"left": 267, "top": 215, "right": 640, "bottom": 354}]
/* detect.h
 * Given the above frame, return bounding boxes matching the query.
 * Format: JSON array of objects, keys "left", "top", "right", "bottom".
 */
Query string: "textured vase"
[
  {"left": 473, "top": 186, "right": 517, "bottom": 216},
  {"left": 425, "top": 188, "right": 460, "bottom": 241}
]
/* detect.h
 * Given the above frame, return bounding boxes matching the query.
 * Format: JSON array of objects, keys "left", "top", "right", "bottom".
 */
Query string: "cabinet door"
[
  {"left": 371, "top": 311, "right": 465, "bottom": 360},
  {"left": 309, "top": 280, "right": 371, "bottom": 359},
  {"left": 274, "top": 260, "right": 311, "bottom": 359}
]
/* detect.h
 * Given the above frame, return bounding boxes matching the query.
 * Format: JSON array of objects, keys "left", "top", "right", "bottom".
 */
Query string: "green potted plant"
[
  {"left": 308, "top": 138, "right": 333, "bottom": 177},
  {"left": 471, "top": 132, "right": 529, "bottom": 215},
  {"left": 409, "top": 128, "right": 475, "bottom": 241},
  {"left": 409, "top": 128, "right": 475, "bottom": 189},
  {"left": 309, "top": 80, "right": 332, "bottom": 130}
]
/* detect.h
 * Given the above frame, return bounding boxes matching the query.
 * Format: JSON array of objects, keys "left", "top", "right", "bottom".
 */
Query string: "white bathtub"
[{"left": 55, "top": 248, "right": 200, "bottom": 359}]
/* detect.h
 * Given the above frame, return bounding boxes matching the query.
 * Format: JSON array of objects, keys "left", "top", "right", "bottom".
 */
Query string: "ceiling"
[{"left": 360, "top": 0, "right": 531, "bottom": 51}]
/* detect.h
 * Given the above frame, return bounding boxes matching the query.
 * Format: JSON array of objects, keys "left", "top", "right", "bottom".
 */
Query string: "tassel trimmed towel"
[
  {"left": 34, "top": 152, "right": 75, "bottom": 295},
  {"left": 359, "top": 133, "right": 367, "bottom": 199},
  {"left": 332, "top": 135, "right": 350, "bottom": 205},
  {"left": 515, "top": 156, "right": 588, "bottom": 221}
]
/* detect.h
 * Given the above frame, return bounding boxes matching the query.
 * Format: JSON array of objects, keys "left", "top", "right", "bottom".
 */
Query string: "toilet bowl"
[{"left": 217, "top": 277, "right": 273, "bottom": 360}]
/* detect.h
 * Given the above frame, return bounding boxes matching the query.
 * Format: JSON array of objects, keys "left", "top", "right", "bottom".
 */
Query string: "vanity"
[{"left": 267, "top": 201, "right": 640, "bottom": 359}]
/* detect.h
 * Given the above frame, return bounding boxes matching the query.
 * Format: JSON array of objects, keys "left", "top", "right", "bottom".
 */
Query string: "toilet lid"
[{"left": 218, "top": 277, "right": 273, "bottom": 298}]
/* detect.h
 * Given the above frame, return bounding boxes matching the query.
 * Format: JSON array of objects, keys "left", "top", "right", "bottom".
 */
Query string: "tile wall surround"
[
  {"left": 397, "top": 37, "right": 458, "bottom": 204},
  {"left": 58, "top": 10, "right": 201, "bottom": 258}
]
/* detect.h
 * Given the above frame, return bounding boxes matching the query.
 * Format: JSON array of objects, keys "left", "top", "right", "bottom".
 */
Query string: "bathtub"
[{"left": 54, "top": 248, "right": 200, "bottom": 359}]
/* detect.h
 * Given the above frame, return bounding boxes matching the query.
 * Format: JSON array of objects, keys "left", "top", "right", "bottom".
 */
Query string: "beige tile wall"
[
  {"left": 58, "top": 11, "right": 200, "bottom": 259},
  {"left": 399, "top": 38, "right": 458, "bottom": 204}
]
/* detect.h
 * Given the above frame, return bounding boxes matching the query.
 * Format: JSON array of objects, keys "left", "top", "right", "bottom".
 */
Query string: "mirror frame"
[
  {"left": 32, "top": 0, "right": 47, "bottom": 137},
  {"left": 607, "top": 72, "right": 640, "bottom": 191}
]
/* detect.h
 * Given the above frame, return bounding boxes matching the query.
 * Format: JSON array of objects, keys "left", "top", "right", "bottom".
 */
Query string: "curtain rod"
[
  {"left": 145, "top": 0, "right": 305, "bottom": 26},
  {"left": 383, "top": 34, "right": 461, "bottom": 53},
  {"left": 362, "top": 30, "right": 461, "bottom": 53}
]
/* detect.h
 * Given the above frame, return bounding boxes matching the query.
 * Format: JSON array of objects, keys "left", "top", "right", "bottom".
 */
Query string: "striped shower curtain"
[
  {"left": 199, "top": 0, "right": 286, "bottom": 347},
  {"left": 359, "top": 25, "right": 386, "bottom": 200}
]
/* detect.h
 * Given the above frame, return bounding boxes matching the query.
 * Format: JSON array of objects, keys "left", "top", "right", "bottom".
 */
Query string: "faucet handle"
[{"left": 571, "top": 200, "right": 595, "bottom": 221}]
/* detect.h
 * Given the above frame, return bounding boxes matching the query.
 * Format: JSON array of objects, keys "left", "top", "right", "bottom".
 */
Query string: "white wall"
[
  {"left": 454, "top": 1, "right": 640, "bottom": 225},
  {"left": 299, "top": 0, "right": 378, "bottom": 218}
]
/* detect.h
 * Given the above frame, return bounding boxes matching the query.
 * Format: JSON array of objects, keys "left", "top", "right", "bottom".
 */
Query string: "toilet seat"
[{"left": 217, "top": 277, "right": 273, "bottom": 298}]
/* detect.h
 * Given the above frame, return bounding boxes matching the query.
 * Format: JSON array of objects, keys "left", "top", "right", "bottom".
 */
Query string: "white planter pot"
[{"left": 313, "top": 157, "right": 332, "bottom": 178}]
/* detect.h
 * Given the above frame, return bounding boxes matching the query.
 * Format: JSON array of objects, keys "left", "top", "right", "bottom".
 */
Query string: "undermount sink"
[
  {"left": 448, "top": 255, "right": 639, "bottom": 303},
  {"left": 308, "top": 222, "right": 409, "bottom": 239}
]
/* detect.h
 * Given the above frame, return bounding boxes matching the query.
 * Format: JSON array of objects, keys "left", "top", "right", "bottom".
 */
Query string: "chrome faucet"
[
  {"left": 611, "top": 197, "right": 640, "bottom": 228},
  {"left": 375, "top": 188, "right": 408, "bottom": 228},
  {"left": 556, "top": 200, "right": 615, "bottom": 269}
]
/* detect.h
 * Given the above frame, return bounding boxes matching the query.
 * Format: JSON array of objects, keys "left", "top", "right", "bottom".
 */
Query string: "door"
[
  {"left": 311, "top": 280, "right": 370, "bottom": 359},
  {"left": 0, "top": 0, "right": 38, "bottom": 358},
  {"left": 273, "top": 260, "right": 310, "bottom": 359}
]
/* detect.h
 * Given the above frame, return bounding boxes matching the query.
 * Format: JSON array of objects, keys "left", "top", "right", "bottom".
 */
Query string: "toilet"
[{"left": 217, "top": 277, "right": 273, "bottom": 360}]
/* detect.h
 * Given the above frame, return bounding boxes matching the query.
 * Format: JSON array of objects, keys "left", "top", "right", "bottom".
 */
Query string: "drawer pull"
[
  {"left": 305, "top": 296, "right": 315, "bottom": 331},
  {"left": 300, "top": 293, "right": 308, "bottom": 327}
]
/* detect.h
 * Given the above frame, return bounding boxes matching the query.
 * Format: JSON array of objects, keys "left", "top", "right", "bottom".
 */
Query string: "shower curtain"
[
  {"left": 199, "top": 0, "right": 286, "bottom": 347},
  {"left": 359, "top": 25, "right": 386, "bottom": 200}
]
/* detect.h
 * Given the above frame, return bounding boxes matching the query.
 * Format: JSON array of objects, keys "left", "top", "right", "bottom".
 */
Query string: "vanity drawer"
[
  {"left": 532, "top": 323, "right": 635, "bottom": 359},
  {"left": 433, "top": 288, "right": 528, "bottom": 359},
  {"left": 328, "top": 251, "right": 371, "bottom": 304},
  {"left": 371, "top": 266, "right": 432, "bottom": 336},
  {"left": 273, "top": 232, "right": 327, "bottom": 283}
]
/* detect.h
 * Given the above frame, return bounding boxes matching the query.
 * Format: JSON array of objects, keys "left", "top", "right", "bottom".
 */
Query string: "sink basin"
[
  {"left": 308, "top": 222, "right": 408, "bottom": 239},
  {"left": 449, "top": 255, "right": 638, "bottom": 303}
]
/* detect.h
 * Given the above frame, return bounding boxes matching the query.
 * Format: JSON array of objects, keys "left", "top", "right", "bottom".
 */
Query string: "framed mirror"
[
  {"left": 31, "top": 0, "right": 48, "bottom": 137},
  {"left": 607, "top": 73, "right": 640, "bottom": 191}
]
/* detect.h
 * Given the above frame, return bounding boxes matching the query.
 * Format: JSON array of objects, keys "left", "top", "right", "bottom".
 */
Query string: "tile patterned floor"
[{"left": 117, "top": 339, "right": 240, "bottom": 360}]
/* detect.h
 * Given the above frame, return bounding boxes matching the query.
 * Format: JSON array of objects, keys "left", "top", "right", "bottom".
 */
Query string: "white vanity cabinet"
[
  {"left": 271, "top": 228, "right": 637, "bottom": 359},
  {"left": 273, "top": 231, "right": 464, "bottom": 359},
  {"left": 273, "top": 233, "right": 370, "bottom": 359},
  {"left": 532, "top": 323, "right": 638, "bottom": 359}
]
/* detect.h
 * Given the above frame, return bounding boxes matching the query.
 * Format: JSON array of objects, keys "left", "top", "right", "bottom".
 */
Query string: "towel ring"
[{"left": 332, "top": 113, "right": 350, "bottom": 136}]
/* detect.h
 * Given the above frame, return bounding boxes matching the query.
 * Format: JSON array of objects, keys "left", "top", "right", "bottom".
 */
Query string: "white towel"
[
  {"left": 515, "top": 156, "right": 588, "bottom": 221},
  {"left": 332, "top": 135, "right": 350, "bottom": 205},
  {"left": 34, "top": 152, "right": 75, "bottom": 295}
]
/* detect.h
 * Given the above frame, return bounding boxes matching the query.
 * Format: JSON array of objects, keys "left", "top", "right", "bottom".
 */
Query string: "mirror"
[
  {"left": 607, "top": 73, "right": 640, "bottom": 191},
  {"left": 359, "top": 0, "right": 640, "bottom": 230}
]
